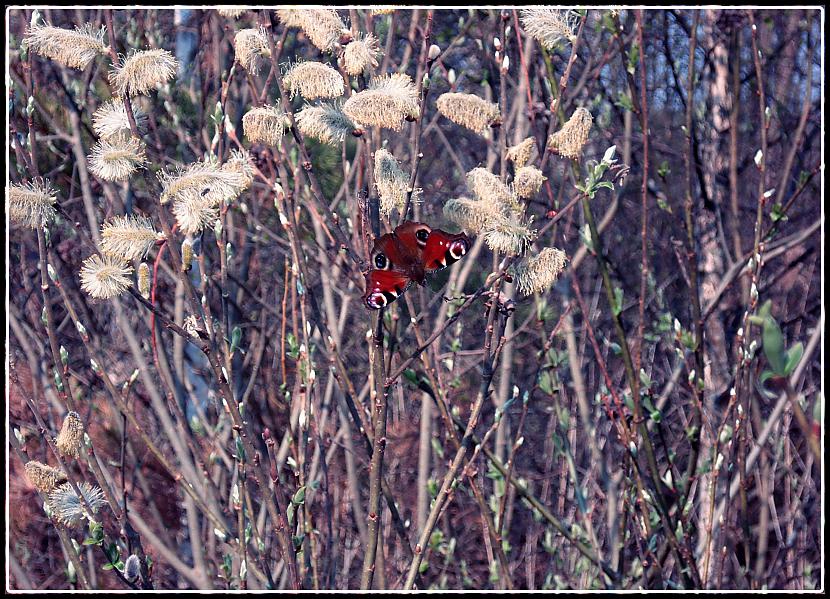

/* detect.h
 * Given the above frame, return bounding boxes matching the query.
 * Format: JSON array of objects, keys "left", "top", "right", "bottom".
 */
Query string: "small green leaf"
[
  {"left": 770, "top": 203, "right": 788, "bottom": 223},
  {"left": 761, "top": 312, "right": 786, "bottom": 376},
  {"left": 783, "top": 342, "right": 803, "bottom": 376},
  {"left": 229, "top": 326, "right": 242, "bottom": 355},
  {"left": 235, "top": 435, "right": 246, "bottom": 463},
  {"left": 626, "top": 42, "right": 639, "bottom": 75},
  {"left": 292, "top": 486, "right": 306, "bottom": 506},
  {"left": 615, "top": 92, "right": 633, "bottom": 112},
  {"left": 83, "top": 520, "right": 104, "bottom": 546},
  {"left": 403, "top": 369, "right": 419, "bottom": 387},
  {"left": 430, "top": 436, "right": 445, "bottom": 460},
  {"left": 639, "top": 369, "right": 653, "bottom": 390},
  {"left": 612, "top": 287, "right": 624, "bottom": 317}
]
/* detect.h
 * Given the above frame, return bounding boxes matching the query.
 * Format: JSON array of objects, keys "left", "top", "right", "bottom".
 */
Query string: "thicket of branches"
[{"left": 6, "top": 7, "right": 822, "bottom": 591}]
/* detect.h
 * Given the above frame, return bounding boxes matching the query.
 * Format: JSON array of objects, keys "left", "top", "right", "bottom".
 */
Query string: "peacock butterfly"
[{"left": 362, "top": 221, "right": 472, "bottom": 310}]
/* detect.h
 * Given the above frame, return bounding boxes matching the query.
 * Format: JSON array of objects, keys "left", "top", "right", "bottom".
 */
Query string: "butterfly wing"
[
  {"left": 362, "top": 269, "right": 412, "bottom": 309},
  {"left": 367, "top": 222, "right": 427, "bottom": 283},
  {"left": 421, "top": 229, "right": 472, "bottom": 272},
  {"left": 363, "top": 232, "right": 416, "bottom": 309}
]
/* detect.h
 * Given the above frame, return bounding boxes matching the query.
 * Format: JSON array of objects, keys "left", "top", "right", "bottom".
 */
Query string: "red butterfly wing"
[
  {"left": 362, "top": 269, "right": 412, "bottom": 309},
  {"left": 363, "top": 232, "right": 417, "bottom": 310},
  {"left": 371, "top": 223, "right": 429, "bottom": 284},
  {"left": 421, "top": 229, "right": 472, "bottom": 272}
]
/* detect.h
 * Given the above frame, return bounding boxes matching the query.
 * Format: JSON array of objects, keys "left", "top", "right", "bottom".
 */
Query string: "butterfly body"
[{"left": 363, "top": 221, "right": 471, "bottom": 310}]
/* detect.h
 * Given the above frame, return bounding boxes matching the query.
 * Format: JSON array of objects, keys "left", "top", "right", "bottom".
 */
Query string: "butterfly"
[{"left": 362, "top": 221, "right": 472, "bottom": 310}]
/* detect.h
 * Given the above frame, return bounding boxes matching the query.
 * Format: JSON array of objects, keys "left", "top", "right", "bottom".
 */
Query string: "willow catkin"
[
  {"left": 172, "top": 193, "right": 219, "bottom": 236},
  {"left": 277, "top": 8, "right": 346, "bottom": 52},
  {"left": 47, "top": 482, "right": 107, "bottom": 527},
  {"left": 513, "top": 166, "right": 546, "bottom": 199},
  {"left": 7, "top": 179, "right": 58, "bottom": 229},
  {"left": 55, "top": 411, "right": 84, "bottom": 459},
  {"left": 283, "top": 61, "right": 344, "bottom": 100},
  {"left": 436, "top": 92, "right": 501, "bottom": 134},
  {"left": 79, "top": 255, "right": 133, "bottom": 300},
  {"left": 443, "top": 197, "right": 502, "bottom": 234},
  {"left": 482, "top": 212, "right": 537, "bottom": 255},
  {"left": 520, "top": 8, "right": 578, "bottom": 49},
  {"left": 100, "top": 214, "right": 161, "bottom": 261},
  {"left": 295, "top": 103, "right": 360, "bottom": 145},
  {"left": 234, "top": 28, "right": 271, "bottom": 75},
  {"left": 24, "top": 23, "right": 106, "bottom": 70},
  {"left": 548, "top": 107, "right": 593, "bottom": 159},
  {"left": 374, "top": 148, "right": 415, "bottom": 218},
  {"left": 465, "top": 167, "right": 519, "bottom": 212},
  {"left": 507, "top": 137, "right": 537, "bottom": 168},
  {"left": 181, "top": 238, "right": 194, "bottom": 272},
  {"left": 137, "top": 262, "right": 151, "bottom": 299},
  {"left": 515, "top": 248, "right": 568, "bottom": 295},
  {"left": 24, "top": 461, "right": 67, "bottom": 493},
  {"left": 343, "top": 33, "right": 380, "bottom": 75},
  {"left": 242, "top": 105, "right": 288, "bottom": 146},
  {"left": 92, "top": 99, "right": 148, "bottom": 139},
  {"left": 88, "top": 133, "right": 146, "bottom": 182},
  {"left": 159, "top": 159, "right": 250, "bottom": 206},
  {"left": 343, "top": 73, "right": 419, "bottom": 130},
  {"left": 109, "top": 48, "right": 177, "bottom": 97}
]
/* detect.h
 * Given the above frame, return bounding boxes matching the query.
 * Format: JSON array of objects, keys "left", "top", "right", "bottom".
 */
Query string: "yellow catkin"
[
  {"left": 137, "top": 262, "right": 151, "bottom": 299},
  {"left": 515, "top": 247, "right": 568, "bottom": 295},
  {"left": 25, "top": 23, "right": 106, "bottom": 70},
  {"left": 436, "top": 92, "right": 501, "bottom": 134},
  {"left": 343, "top": 33, "right": 380, "bottom": 76},
  {"left": 181, "top": 238, "right": 194, "bottom": 272},
  {"left": 514, "top": 166, "right": 546, "bottom": 199},
  {"left": 24, "top": 461, "right": 67, "bottom": 493},
  {"left": 79, "top": 255, "right": 134, "bottom": 300},
  {"left": 7, "top": 179, "right": 58, "bottom": 229},
  {"left": 283, "top": 61, "right": 344, "bottom": 100},
  {"left": 56, "top": 411, "right": 85, "bottom": 459},
  {"left": 548, "top": 107, "right": 593, "bottom": 159},
  {"left": 507, "top": 137, "right": 537, "bottom": 168},
  {"left": 109, "top": 49, "right": 177, "bottom": 97}
]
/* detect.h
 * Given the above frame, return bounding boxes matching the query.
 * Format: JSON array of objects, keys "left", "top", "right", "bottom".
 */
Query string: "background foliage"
[{"left": 6, "top": 7, "right": 822, "bottom": 590}]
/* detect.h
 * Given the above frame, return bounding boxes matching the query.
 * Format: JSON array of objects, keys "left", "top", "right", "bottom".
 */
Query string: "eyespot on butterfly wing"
[
  {"left": 421, "top": 229, "right": 471, "bottom": 272},
  {"left": 362, "top": 269, "right": 412, "bottom": 310}
]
